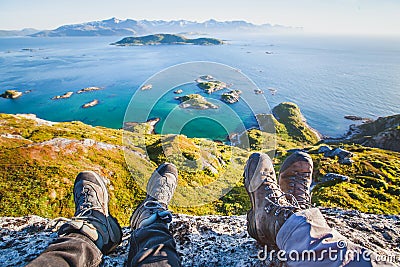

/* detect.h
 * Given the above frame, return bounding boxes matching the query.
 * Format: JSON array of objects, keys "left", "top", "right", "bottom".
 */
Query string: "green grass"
[{"left": 1, "top": 107, "right": 399, "bottom": 227}]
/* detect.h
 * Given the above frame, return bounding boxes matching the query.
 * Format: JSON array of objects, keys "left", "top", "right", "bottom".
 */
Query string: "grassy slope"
[{"left": 1, "top": 102, "right": 399, "bottom": 225}]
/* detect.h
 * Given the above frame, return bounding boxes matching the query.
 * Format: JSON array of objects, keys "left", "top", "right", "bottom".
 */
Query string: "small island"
[
  {"left": 221, "top": 90, "right": 242, "bottom": 104},
  {"left": 199, "top": 75, "right": 214, "bottom": 81},
  {"left": 197, "top": 80, "right": 228, "bottom": 94},
  {"left": 140, "top": 84, "right": 152, "bottom": 91},
  {"left": 111, "top": 34, "right": 224, "bottom": 46},
  {"left": 254, "top": 89, "right": 263, "bottom": 95},
  {"left": 77, "top": 87, "right": 102, "bottom": 94},
  {"left": 82, "top": 99, "right": 99, "bottom": 108},
  {"left": 344, "top": 115, "right": 372, "bottom": 123},
  {"left": 176, "top": 94, "right": 218, "bottom": 110},
  {"left": 268, "top": 87, "right": 277, "bottom": 95},
  {"left": 52, "top": 91, "right": 73, "bottom": 100},
  {"left": 0, "top": 90, "right": 22, "bottom": 99}
]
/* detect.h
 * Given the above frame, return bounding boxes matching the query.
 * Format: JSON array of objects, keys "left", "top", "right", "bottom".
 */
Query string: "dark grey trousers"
[{"left": 27, "top": 222, "right": 181, "bottom": 267}]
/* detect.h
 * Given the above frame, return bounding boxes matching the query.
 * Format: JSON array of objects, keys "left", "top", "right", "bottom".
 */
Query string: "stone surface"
[{"left": 1, "top": 208, "right": 399, "bottom": 266}]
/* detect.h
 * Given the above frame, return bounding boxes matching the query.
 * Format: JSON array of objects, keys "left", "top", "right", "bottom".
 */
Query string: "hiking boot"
[
  {"left": 279, "top": 151, "right": 313, "bottom": 209},
  {"left": 58, "top": 171, "right": 122, "bottom": 254},
  {"left": 130, "top": 163, "right": 178, "bottom": 230},
  {"left": 244, "top": 153, "right": 300, "bottom": 247}
]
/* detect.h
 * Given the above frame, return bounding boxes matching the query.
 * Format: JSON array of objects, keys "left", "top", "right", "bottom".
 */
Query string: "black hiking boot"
[{"left": 58, "top": 171, "right": 122, "bottom": 254}]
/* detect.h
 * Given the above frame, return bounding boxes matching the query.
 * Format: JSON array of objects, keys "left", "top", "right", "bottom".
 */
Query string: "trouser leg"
[
  {"left": 276, "top": 208, "right": 395, "bottom": 267},
  {"left": 127, "top": 222, "right": 181, "bottom": 267},
  {"left": 27, "top": 233, "right": 103, "bottom": 267}
]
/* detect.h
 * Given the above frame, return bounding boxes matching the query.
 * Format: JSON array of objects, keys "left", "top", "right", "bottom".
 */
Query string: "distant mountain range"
[
  {"left": 1, "top": 18, "right": 301, "bottom": 37},
  {"left": 0, "top": 28, "right": 39, "bottom": 37}
]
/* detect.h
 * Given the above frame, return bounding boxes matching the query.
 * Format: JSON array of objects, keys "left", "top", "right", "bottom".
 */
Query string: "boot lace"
[
  {"left": 144, "top": 200, "right": 172, "bottom": 220},
  {"left": 288, "top": 172, "right": 311, "bottom": 208},
  {"left": 261, "top": 170, "right": 300, "bottom": 219},
  {"left": 72, "top": 186, "right": 104, "bottom": 224}
]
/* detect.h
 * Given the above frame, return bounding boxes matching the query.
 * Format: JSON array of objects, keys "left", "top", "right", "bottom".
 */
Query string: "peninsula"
[{"left": 111, "top": 34, "right": 224, "bottom": 46}]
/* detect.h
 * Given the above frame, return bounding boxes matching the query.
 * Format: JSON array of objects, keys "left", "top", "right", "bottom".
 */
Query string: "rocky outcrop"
[
  {"left": 76, "top": 87, "right": 102, "bottom": 94},
  {"left": 317, "top": 145, "right": 354, "bottom": 165},
  {"left": 197, "top": 81, "right": 228, "bottom": 94},
  {"left": 0, "top": 90, "right": 22, "bottom": 99},
  {"left": 52, "top": 91, "right": 73, "bottom": 100},
  {"left": 176, "top": 94, "right": 218, "bottom": 109},
  {"left": 221, "top": 90, "right": 242, "bottom": 104},
  {"left": 82, "top": 99, "right": 99, "bottom": 108},
  {"left": 140, "top": 84, "right": 152, "bottom": 91},
  {"left": 328, "top": 114, "right": 400, "bottom": 152},
  {"left": 344, "top": 115, "right": 372, "bottom": 123},
  {"left": 1, "top": 208, "right": 399, "bottom": 267}
]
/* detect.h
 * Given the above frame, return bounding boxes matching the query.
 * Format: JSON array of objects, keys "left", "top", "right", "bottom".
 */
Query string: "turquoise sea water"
[{"left": 0, "top": 34, "right": 399, "bottom": 139}]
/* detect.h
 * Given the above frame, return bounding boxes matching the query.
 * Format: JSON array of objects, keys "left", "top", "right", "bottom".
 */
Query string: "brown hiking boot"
[
  {"left": 58, "top": 171, "right": 122, "bottom": 254},
  {"left": 279, "top": 151, "right": 313, "bottom": 209},
  {"left": 130, "top": 163, "right": 178, "bottom": 230},
  {"left": 244, "top": 153, "right": 300, "bottom": 247}
]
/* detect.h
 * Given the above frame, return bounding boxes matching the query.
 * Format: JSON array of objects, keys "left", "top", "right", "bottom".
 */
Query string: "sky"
[{"left": 0, "top": 0, "right": 399, "bottom": 35}]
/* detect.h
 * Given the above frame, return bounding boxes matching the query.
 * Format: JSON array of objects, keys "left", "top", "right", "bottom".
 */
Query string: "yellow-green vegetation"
[
  {"left": 1, "top": 102, "right": 399, "bottom": 225},
  {"left": 272, "top": 102, "right": 320, "bottom": 144},
  {"left": 0, "top": 113, "right": 247, "bottom": 224},
  {"left": 310, "top": 144, "right": 400, "bottom": 214},
  {"left": 197, "top": 81, "right": 228, "bottom": 94}
]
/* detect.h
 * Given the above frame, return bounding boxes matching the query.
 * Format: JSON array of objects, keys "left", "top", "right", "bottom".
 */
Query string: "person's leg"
[
  {"left": 245, "top": 152, "right": 395, "bottom": 266},
  {"left": 28, "top": 171, "right": 122, "bottom": 267},
  {"left": 276, "top": 207, "right": 394, "bottom": 267},
  {"left": 27, "top": 233, "right": 102, "bottom": 267},
  {"left": 127, "top": 163, "right": 181, "bottom": 267}
]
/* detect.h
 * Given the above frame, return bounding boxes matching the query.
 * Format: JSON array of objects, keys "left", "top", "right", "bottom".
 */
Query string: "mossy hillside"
[
  {"left": 310, "top": 144, "right": 400, "bottom": 214},
  {"left": 272, "top": 102, "right": 320, "bottom": 144},
  {"left": 0, "top": 114, "right": 250, "bottom": 224},
  {"left": 1, "top": 109, "right": 399, "bottom": 225}
]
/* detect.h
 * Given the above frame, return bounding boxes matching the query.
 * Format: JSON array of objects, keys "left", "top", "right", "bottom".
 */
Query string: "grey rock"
[
  {"left": 317, "top": 145, "right": 332, "bottom": 154},
  {"left": 338, "top": 157, "right": 354, "bottom": 165},
  {"left": 321, "top": 173, "right": 350, "bottom": 183},
  {"left": 324, "top": 147, "right": 353, "bottom": 159},
  {"left": 1, "top": 209, "right": 399, "bottom": 266}
]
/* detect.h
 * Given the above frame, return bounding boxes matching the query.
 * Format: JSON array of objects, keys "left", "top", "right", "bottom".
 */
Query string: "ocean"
[{"left": 0, "top": 34, "right": 399, "bottom": 140}]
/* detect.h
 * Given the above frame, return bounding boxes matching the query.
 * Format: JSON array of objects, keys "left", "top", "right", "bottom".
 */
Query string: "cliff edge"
[{"left": 1, "top": 208, "right": 399, "bottom": 266}]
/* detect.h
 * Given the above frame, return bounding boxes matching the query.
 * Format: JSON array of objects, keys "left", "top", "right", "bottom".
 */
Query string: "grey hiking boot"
[
  {"left": 279, "top": 151, "right": 313, "bottom": 209},
  {"left": 130, "top": 163, "right": 178, "bottom": 230},
  {"left": 244, "top": 153, "right": 300, "bottom": 247},
  {"left": 58, "top": 171, "right": 122, "bottom": 254}
]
